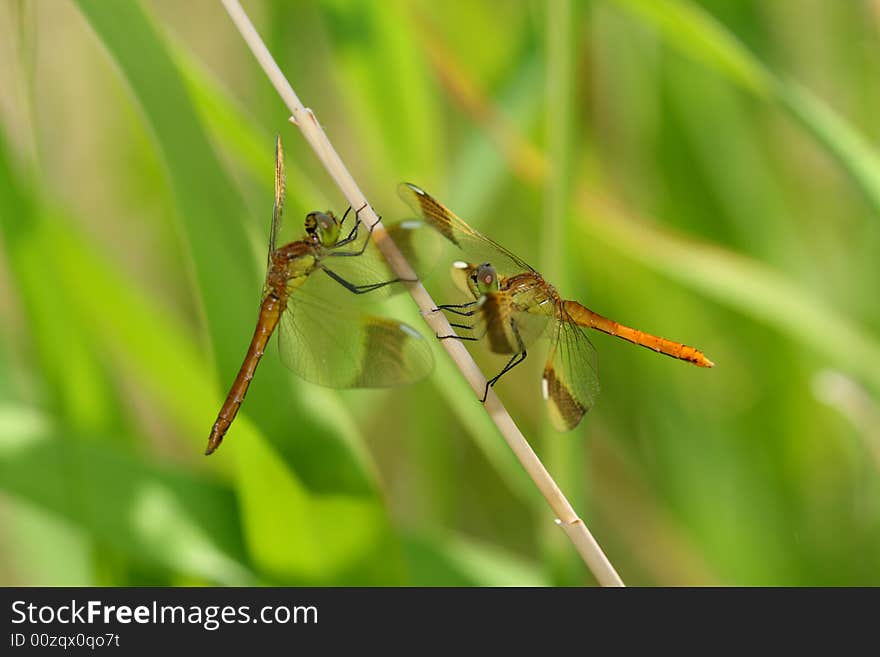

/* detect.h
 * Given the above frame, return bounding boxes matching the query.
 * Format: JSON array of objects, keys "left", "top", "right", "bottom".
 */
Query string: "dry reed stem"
[{"left": 220, "top": 0, "right": 623, "bottom": 586}]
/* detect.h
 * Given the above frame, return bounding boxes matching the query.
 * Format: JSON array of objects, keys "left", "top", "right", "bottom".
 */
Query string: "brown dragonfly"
[
  {"left": 398, "top": 183, "right": 714, "bottom": 431},
  {"left": 204, "top": 139, "right": 433, "bottom": 455}
]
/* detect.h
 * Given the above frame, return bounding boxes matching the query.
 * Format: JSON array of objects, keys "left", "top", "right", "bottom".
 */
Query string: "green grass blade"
[
  {"left": 0, "top": 133, "right": 119, "bottom": 433},
  {"left": 75, "top": 0, "right": 258, "bottom": 371},
  {"left": 170, "top": 38, "right": 324, "bottom": 206},
  {"left": 610, "top": 0, "right": 772, "bottom": 96},
  {"left": 540, "top": 0, "right": 587, "bottom": 586},
  {"left": 777, "top": 80, "right": 880, "bottom": 216},
  {"left": 611, "top": 0, "right": 880, "bottom": 218},
  {"left": 319, "top": 0, "right": 439, "bottom": 183}
]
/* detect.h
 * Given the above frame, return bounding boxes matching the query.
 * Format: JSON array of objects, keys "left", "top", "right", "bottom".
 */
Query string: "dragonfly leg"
[
  {"left": 339, "top": 201, "right": 368, "bottom": 229},
  {"left": 330, "top": 210, "right": 382, "bottom": 256},
  {"left": 320, "top": 265, "right": 401, "bottom": 294},
  {"left": 336, "top": 219, "right": 360, "bottom": 246},
  {"left": 339, "top": 204, "right": 352, "bottom": 226},
  {"left": 480, "top": 319, "right": 528, "bottom": 402},
  {"left": 433, "top": 301, "right": 477, "bottom": 317},
  {"left": 330, "top": 204, "right": 370, "bottom": 250},
  {"left": 440, "top": 308, "right": 476, "bottom": 317},
  {"left": 481, "top": 349, "right": 528, "bottom": 403},
  {"left": 436, "top": 301, "right": 477, "bottom": 310},
  {"left": 437, "top": 319, "right": 485, "bottom": 342},
  {"left": 334, "top": 217, "right": 362, "bottom": 248}
]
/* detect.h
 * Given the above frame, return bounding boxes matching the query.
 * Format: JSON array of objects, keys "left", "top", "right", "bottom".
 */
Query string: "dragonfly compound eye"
[
  {"left": 305, "top": 211, "right": 340, "bottom": 245},
  {"left": 474, "top": 263, "right": 499, "bottom": 294},
  {"left": 322, "top": 213, "right": 341, "bottom": 244},
  {"left": 304, "top": 211, "right": 319, "bottom": 235}
]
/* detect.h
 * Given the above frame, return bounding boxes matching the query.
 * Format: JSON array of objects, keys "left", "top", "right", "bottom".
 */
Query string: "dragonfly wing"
[
  {"left": 311, "top": 220, "right": 440, "bottom": 304},
  {"left": 278, "top": 287, "right": 434, "bottom": 388},
  {"left": 398, "top": 183, "right": 533, "bottom": 278},
  {"left": 268, "top": 135, "right": 285, "bottom": 263},
  {"left": 510, "top": 308, "right": 553, "bottom": 351},
  {"left": 542, "top": 313, "right": 600, "bottom": 431}
]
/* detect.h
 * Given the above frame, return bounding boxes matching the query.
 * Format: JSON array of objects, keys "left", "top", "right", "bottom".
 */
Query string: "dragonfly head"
[
  {"left": 305, "top": 211, "right": 341, "bottom": 246},
  {"left": 471, "top": 262, "right": 498, "bottom": 296},
  {"left": 452, "top": 261, "right": 499, "bottom": 298},
  {"left": 473, "top": 263, "right": 499, "bottom": 295}
]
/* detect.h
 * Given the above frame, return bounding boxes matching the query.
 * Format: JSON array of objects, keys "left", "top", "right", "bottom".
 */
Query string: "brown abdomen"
[{"left": 205, "top": 294, "right": 284, "bottom": 455}]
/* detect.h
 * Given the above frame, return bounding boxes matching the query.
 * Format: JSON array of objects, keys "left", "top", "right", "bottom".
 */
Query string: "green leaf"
[
  {"left": 403, "top": 531, "right": 547, "bottom": 586},
  {"left": 0, "top": 404, "right": 255, "bottom": 585},
  {"left": 234, "top": 426, "right": 401, "bottom": 583}
]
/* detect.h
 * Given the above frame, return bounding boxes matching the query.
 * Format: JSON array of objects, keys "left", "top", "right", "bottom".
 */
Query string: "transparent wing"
[
  {"left": 308, "top": 219, "right": 441, "bottom": 305},
  {"left": 277, "top": 285, "right": 434, "bottom": 388},
  {"left": 542, "top": 312, "right": 600, "bottom": 431},
  {"left": 506, "top": 278, "right": 556, "bottom": 350},
  {"left": 398, "top": 183, "right": 533, "bottom": 278},
  {"left": 509, "top": 307, "right": 553, "bottom": 351}
]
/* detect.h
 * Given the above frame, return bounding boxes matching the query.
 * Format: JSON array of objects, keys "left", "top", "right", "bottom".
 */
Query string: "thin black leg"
[
  {"left": 481, "top": 349, "right": 527, "bottom": 402},
  {"left": 433, "top": 301, "right": 478, "bottom": 317},
  {"left": 328, "top": 211, "right": 382, "bottom": 257},
  {"left": 339, "top": 205, "right": 353, "bottom": 227},
  {"left": 436, "top": 301, "right": 477, "bottom": 310},
  {"left": 334, "top": 219, "right": 361, "bottom": 247},
  {"left": 480, "top": 319, "right": 528, "bottom": 402},
  {"left": 336, "top": 202, "right": 370, "bottom": 244},
  {"left": 320, "top": 266, "right": 401, "bottom": 294},
  {"left": 438, "top": 308, "right": 476, "bottom": 318}
]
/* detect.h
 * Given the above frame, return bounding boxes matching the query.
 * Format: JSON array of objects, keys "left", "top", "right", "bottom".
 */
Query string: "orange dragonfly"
[
  {"left": 204, "top": 139, "right": 433, "bottom": 455},
  {"left": 398, "top": 183, "right": 714, "bottom": 431}
]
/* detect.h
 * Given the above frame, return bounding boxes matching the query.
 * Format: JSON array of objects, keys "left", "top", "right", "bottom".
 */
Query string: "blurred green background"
[{"left": 1, "top": 0, "right": 879, "bottom": 586}]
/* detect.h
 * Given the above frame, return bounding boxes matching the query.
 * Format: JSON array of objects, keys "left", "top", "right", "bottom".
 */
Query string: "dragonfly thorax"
[{"left": 266, "top": 242, "right": 316, "bottom": 298}]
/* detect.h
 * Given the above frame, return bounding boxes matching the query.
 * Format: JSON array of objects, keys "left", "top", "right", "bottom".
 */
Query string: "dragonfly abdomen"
[
  {"left": 563, "top": 300, "right": 714, "bottom": 368},
  {"left": 205, "top": 293, "right": 285, "bottom": 455}
]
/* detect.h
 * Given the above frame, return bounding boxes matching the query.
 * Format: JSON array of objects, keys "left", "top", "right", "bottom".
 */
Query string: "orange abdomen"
[{"left": 563, "top": 300, "right": 714, "bottom": 368}]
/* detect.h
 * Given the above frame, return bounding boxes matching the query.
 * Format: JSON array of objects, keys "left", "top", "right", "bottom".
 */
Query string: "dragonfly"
[
  {"left": 398, "top": 182, "right": 714, "bottom": 431},
  {"left": 204, "top": 138, "right": 433, "bottom": 455}
]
